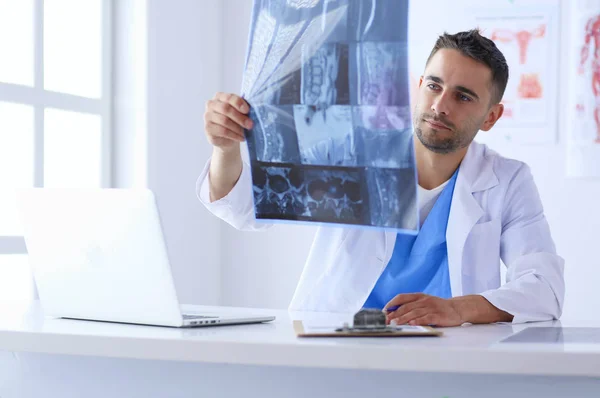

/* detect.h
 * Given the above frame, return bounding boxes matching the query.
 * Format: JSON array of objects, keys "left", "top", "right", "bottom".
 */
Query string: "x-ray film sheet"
[{"left": 242, "top": 0, "right": 418, "bottom": 233}]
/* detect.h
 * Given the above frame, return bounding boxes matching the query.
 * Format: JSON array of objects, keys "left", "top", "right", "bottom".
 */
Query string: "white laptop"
[{"left": 16, "top": 188, "right": 275, "bottom": 328}]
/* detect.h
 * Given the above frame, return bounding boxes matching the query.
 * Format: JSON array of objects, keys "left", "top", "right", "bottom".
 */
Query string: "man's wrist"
[
  {"left": 213, "top": 144, "right": 241, "bottom": 159},
  {"left": 449, "top": 295, "right": 513, "bottom": 324},
  {"left": 209, "top": 145, "right": 243, "bottom": 202},
  {"left": 448, "top": 296, "right": 470, "bottom": 324}
]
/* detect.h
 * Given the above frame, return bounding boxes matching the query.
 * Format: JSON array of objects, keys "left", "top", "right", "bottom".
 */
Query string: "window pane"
[
  {"left": 44, "top": 0, "right": 102, "bottom": 98},
  {"left": 0, "top": 102, "right": 34, "bottom": 237},
  {"left": 44, "top": 108, "right": 102, "bottom": 188},
  {"left": 0, "top": 255, "right": 34, "bottom": 301},
  {"left": 0, "top": 0, "right": 34, "bottom": 86}
]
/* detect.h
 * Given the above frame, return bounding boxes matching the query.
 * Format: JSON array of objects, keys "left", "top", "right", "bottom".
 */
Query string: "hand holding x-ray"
[
  {"left": 204, "top": 92, "right": 255, "bottom": 202},
  {"left": 204, "top": 92, "right": 253, "bottom": 150}
]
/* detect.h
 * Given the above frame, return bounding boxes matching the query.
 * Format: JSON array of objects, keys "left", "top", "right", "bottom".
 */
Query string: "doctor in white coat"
[{"left": 197, "top": 29, "right": 564, "bottom": 326}]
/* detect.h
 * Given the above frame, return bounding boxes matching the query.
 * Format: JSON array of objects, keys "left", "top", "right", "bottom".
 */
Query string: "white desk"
[{"left": 0, "top": 300, "right": 599, "bottom": 397}]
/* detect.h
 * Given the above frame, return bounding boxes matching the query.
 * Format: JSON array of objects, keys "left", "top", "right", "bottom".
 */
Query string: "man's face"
[{"left": 412, "top": 49, "right": 502, "bottom": 154}]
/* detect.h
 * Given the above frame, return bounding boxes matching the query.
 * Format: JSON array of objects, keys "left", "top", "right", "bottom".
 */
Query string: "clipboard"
[{"left": 293, "top": 320, "right": 443, "bottom": 337}]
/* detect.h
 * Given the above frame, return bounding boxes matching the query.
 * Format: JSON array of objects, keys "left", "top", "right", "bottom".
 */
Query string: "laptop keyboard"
[{"left": 182, "top": 314, "right": 219, "bottom": 320}]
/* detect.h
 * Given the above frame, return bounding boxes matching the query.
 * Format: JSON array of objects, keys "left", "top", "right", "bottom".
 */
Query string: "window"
[{"left": 0, "top": 0, "right": 112, "bottom": 300}]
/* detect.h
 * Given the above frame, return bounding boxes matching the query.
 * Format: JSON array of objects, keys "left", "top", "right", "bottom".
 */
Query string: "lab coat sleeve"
[
  {"left": 195, "top": 157, "right": 271, "bottom": 231},
  {"left": 480, "top": 163, "right": 565, "bottom": 324}
]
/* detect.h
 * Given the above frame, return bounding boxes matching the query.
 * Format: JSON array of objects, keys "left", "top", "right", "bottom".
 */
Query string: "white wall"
[
  {"left": 213, "top": 0, "right": 600, "bottom": 320},
  {"left": 146, "top": 0, "right": 224, "bottom": 306},
  {"left": 114, "top": 0, "right": 223, "bottom": 305}
]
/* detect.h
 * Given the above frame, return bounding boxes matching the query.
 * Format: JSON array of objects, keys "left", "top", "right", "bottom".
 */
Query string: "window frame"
[{"left": 0, "top": 0, "right": 113, "bottom": 254}]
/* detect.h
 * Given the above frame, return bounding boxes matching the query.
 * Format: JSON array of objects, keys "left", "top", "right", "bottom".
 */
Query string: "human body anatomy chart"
[
  {"left": 567, "top": 0, "right": 600, "bottom": 178},
  {"left": 475, "top": 2, "right": 560, "bottom": 144},
  {"left": 241, "top": 0, "right": 418, "bottom": 232}
]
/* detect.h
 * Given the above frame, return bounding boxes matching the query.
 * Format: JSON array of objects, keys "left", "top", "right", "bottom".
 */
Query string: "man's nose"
[{"left": 431, "top": 92, "right": 451, "bottom": 116}]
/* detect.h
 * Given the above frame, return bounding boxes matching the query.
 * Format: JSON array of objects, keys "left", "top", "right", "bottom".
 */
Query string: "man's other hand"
[
  {"left": 384, "top": 293, "right": 513, "bottom": 326},
  {"left": 383, "top": 293, "right": 463, "bottom": 327}
]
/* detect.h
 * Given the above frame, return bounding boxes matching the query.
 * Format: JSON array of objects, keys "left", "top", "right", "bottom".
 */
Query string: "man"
[{"left": 198, "top": 30, "right": 565, "bottom": 326}]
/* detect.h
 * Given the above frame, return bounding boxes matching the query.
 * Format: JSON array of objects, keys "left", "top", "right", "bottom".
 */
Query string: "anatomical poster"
[
  {"left": 475, "top": 3, "right": 560, "bottom": 144},
  {"left": 240, "top": 0, "right": 418, "bottom": 233},
  {"left": 567, "top": 0, "right": 600, "bottom": 178}
]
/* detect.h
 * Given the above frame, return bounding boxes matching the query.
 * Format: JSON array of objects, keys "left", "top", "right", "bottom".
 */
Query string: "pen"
[{"left": 385, "top": 305, "right": 402, "bottom": 312}]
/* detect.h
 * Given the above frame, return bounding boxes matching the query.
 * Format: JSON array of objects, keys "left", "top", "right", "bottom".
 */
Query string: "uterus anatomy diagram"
[
  {"left": 491, "top": 24, "right": 546, "bottom": 100},
  {"left": 577, "top": 13, "right": 600, "bottom": 143}
]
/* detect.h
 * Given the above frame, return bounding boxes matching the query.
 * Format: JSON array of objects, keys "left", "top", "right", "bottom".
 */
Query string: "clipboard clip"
[{"left": 335, "top": 308, "right": 402, "bottom": 333}]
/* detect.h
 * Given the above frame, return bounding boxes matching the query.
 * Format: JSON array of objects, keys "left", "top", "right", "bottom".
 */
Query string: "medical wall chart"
[
  {"left": 407, "top": 0, "right": 560, "bottom": 147},
  {"left": 567, "top": 0, "right": 600, "bottom": 178},
  {"left": 471, "top": 3, "right": 560, "bottom": 145},
  {"left": 240, "top": 0, "right": 419, "bottom": 233},
  {"left": 476, "top": 9, "right": 559, "bottom": 144}
]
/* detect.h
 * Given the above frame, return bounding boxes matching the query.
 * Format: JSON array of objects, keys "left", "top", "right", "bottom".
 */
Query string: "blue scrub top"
[{"left": 363, "top": 169, "right": 459, "bottom": 309}]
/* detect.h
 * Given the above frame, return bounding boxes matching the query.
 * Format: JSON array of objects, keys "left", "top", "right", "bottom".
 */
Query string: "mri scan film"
[{"left": 242, "top": 0, "right": 418, "bottom": 233}]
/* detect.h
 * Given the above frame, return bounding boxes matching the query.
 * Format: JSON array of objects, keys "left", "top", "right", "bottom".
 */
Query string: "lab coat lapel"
[{"left": 446, "top": 143, "right": 498, "bottom": 297}]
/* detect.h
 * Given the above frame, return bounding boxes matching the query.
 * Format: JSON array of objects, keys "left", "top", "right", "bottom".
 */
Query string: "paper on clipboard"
[{"left": 293, "top": 320, "right": 443, "bottom": 337}]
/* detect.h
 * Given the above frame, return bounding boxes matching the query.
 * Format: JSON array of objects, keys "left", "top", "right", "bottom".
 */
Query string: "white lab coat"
[{"left": 196, "top": 141, "right": 565, "bottom": 323}]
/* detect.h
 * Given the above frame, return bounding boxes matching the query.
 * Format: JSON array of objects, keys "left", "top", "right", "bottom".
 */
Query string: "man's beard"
[{"left": 413, "top": 112, "right": 480, "bottom": 154}]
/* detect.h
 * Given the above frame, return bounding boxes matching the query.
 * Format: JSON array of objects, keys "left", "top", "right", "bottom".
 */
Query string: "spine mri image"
[{"left": 242, "top": 0, "right": 418, "bottom": 233}]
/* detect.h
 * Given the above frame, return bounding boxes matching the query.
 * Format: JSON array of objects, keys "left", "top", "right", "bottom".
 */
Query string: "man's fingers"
[
  {"left": 388, "top": 308, "right": 429, "bottom": 325},
  {"left": 206, "top": 111, "right": 245, "bottom": 139},
  {"left": 407, "top": 315, "right": 438, "bottom": 326},
  {"left": 386, "top": 301, "right": 422, "bottom": 319},
  {"left": 383, "top": 293, "right": 425, "bottom": 311},
  {"left": 209, "top": 99, "right": 253, "bottom": 130},
  {"left": 214, "top": 92, "right": 250, "bottom": 114},
  {"left": 205, "top": 121, "right": 245, "bottom": 143}
]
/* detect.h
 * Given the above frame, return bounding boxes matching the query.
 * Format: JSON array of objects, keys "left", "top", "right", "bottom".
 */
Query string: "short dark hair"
[{"left": 425, "top": 29, "right": 509, "bottom": 105}]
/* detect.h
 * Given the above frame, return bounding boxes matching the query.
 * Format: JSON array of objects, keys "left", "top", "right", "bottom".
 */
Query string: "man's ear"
[{"left": 481, "top": 103, "right": 504, "bottom": 131}]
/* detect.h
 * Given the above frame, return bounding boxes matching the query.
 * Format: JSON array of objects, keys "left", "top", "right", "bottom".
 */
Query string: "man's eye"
[
  {"left": 427, "top": 84, "right": 439, "bottom": 90},
  {"left": 458, "top": 94, "right": 472, "bottom": 102}
]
